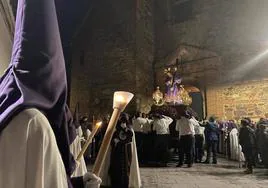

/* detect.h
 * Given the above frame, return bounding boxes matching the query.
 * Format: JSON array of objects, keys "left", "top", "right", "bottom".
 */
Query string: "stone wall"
[
  {"left": 164, "top": 0, "right": 268, "bottom": 60},
  {"left": 71, "top": 0, "right": 155, "bottom": 115},
  {"left": 71, "top": 0, "right": 136, "bottom": 116},
  {"left": 154, "top": 0, "right": 268, "bottom": 81},
  {"left": 135, "top": 0, "right": 155, "bottom": 113},
  {"left": 206, "top": 79, "right": 268, "bottom": 122}
]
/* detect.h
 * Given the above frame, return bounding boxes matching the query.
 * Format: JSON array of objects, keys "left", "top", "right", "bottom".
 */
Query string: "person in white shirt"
[
  {"left": 176, "top": 111, "right": 195, "bottom": 167},
  {"left": 132, "top": 112, "right": 147, "bottom": 132},
  {"left": 152, "top": 114, "right": 173, "bottom": 135},
  {"left": 132, "top": 112, "right": 150, "bottom": 163},
  {"left": 152, "top": 113, "right": 173, "bottom": 165},
  {"left": 141, "top": 117, "right": 154, "bottom": 163}
]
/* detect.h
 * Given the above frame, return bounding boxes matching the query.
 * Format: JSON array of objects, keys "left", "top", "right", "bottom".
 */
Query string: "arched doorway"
[{"left": 184, "top": 85, "right": 204, "bottom": 120}]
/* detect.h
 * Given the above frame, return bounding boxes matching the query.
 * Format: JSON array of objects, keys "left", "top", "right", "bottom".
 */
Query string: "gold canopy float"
[{"left": 152, "top": 85, "right": 192, "bottom": 106}]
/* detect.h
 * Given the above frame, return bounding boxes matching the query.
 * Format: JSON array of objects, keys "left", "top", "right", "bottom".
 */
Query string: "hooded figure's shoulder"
[
  {"left": 6, "top": 108, "right": 52, "bottom": 139},
  {"left": 17, "top": 108, "right": 46, "bottom": 120}
]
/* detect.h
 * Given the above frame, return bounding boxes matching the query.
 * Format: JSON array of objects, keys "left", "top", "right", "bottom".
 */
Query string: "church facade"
[{"left": 68, "top": 0, "right": 268, "bottom": 121}]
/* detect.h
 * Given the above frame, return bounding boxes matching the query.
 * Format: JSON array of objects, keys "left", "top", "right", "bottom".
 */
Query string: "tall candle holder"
[{"left": 92, "top": 91, "right": 134, "bottom": 176}]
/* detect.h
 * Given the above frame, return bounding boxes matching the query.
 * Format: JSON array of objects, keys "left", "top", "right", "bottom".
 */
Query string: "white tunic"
[
  {"left": 70, "top": 126, "right": 87, "bottom": 177},
  {"left": 0, "top": 108, "right": 68, "bottom": 188},
  {"left": 229, "top": 128, "right": 240, "bottom": 161}
]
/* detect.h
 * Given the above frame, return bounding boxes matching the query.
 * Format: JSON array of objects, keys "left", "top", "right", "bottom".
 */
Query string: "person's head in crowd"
[
  {"left": 241, "top": 118, "right": 250, "bottom": 127},
  {"left": 142, "top": 113, "right": 147, "bottom": 118},
  {"left": 182, "top": 110, "right": 192, "bottom": 119},
  {"left": 80, "top": 116, "right": 88, "bottom": 124},
  {"left": 258, "top": 117, "right": 268, "bottom": 127},
  {"left": 229, "top": 119, "right": 235, "bottom": 123},
  {"left": 259, "top": 117, "right": 265, "bottom": 122},
  {"left": 209, "top": 116, "right": 216, "bottom": 123},
  {"left": 119, "top": 113, "right": 130, "bottom": 124},
  {"left": 244, "top": 117, "right": 252, "bottom": 124},
  {"left": 116, "top": 113, "right": 132, "bottom": 131},
  {"left": 134, "top": 111, "right": 141, "bottom": 118},
  {"left": 228, "top": 120, "right": 237, "bottom": 129},
  {"left": 151, "top": 112, "right": 163, "bottom": 120}
]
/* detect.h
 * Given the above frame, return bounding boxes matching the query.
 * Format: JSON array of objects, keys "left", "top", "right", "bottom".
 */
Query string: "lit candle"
[
  {"left": 76, "top": 121, "right": 102, "bottom": 161},
  {"left": 92, "top": 91, "right": 134, "bottom": 176}
]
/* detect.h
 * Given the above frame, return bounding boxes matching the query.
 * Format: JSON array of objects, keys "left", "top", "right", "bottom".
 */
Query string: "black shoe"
[
  {"left": 187, "top": 164, "right": 193, "bottom": 168},
  {"left": 203, "top": 160, "right": 210, "bottom": 164},
  {"left": 176, "top": 163, "right": 183, "bottom": 167},
  {"left": 213, "top": 161, "right": 217, "bottom": 164}
]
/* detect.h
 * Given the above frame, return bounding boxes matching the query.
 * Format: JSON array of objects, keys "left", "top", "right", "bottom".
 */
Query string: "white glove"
[
  {"left": 80, "top": 137, "right": 86, "bottom": 142},
  {"left": 83, "top": 172, "right": 102, "bottom": 188}
]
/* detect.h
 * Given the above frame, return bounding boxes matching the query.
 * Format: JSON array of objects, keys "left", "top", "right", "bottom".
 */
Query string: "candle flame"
[
  {"left": 96, "top": 121, "right": 102, "bottom": 127},
  {"left": 115, "top": 95, "right": 125, "bottom": 103}
]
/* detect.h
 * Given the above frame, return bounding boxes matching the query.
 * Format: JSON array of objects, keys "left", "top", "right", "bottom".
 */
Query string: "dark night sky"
[{"left": 10, "top": 0, "right": 92, "bottom": 45}]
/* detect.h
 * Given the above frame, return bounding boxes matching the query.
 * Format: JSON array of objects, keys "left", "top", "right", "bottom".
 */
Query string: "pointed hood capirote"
[
  {"left": 73, "top": 102, "right": 80, "bottom": 128},
  {"left": 0, "top": 0, "right": 76, "bottom": 177}
]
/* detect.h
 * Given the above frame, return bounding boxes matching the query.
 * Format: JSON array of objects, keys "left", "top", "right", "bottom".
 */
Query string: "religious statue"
[{"left": 164, "top": 67, "right": 192, "bottom": 106}]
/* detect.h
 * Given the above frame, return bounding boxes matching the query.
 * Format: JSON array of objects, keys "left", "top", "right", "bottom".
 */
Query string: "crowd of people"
[
  {"left": 218, "top": 117, "right": 268, "bottom": 173},
  {"left": 128, "top": 109, "right": 219, "bottom": 168},
  {"left": 80, "top": 105, "right": 268, "bottom": 176}
]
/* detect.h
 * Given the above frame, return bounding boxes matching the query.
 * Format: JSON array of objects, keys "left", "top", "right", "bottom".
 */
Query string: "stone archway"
[{"left": 154, "top": 44, "right": 223, "bottom": 119}]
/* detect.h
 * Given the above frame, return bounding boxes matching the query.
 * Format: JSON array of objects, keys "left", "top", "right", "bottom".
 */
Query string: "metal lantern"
[{"left": 152, "top": 86, "right": 165, "bottom": 106}]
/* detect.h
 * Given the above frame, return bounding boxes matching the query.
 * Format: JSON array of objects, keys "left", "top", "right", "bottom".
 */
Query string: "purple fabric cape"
[{"left": 0, "top": 0, "right": 76, "bottom": 179}]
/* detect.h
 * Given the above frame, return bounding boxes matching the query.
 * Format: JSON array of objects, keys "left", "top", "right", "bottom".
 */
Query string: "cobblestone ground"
[{"left": 140, "top": 158, "right": 268, "bottom": 188}]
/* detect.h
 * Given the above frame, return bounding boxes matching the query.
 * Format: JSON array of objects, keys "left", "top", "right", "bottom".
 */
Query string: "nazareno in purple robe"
[{"left": 0, "top": 0, "right": 77, "bottom": 186}]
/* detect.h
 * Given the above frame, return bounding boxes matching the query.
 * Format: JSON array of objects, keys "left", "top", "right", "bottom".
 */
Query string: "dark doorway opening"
[
  {"left": 184, "top": 85, "right": 204, "bottom": 120},
  {"left": 189, "top": 92, "right": 203, "bottom": 120}
]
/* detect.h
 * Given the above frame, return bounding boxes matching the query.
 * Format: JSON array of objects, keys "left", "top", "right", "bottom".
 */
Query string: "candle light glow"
[
  {"left": 76, "top": 120, "right": 102, "bottom": 161},
  {"left": 92, "top": 91, "right": 134, "bottom": 176}
]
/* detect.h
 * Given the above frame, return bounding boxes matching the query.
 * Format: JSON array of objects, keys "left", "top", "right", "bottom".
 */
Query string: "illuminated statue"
[
  {"left": 152, "top": 64, "right": 192, "bottom": 106},
  {"left": 164, "top": 68, "right": 182, "bottom": 105},
  {"left": 164, "top": 67, "right": 192, "bottom": 106}
]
